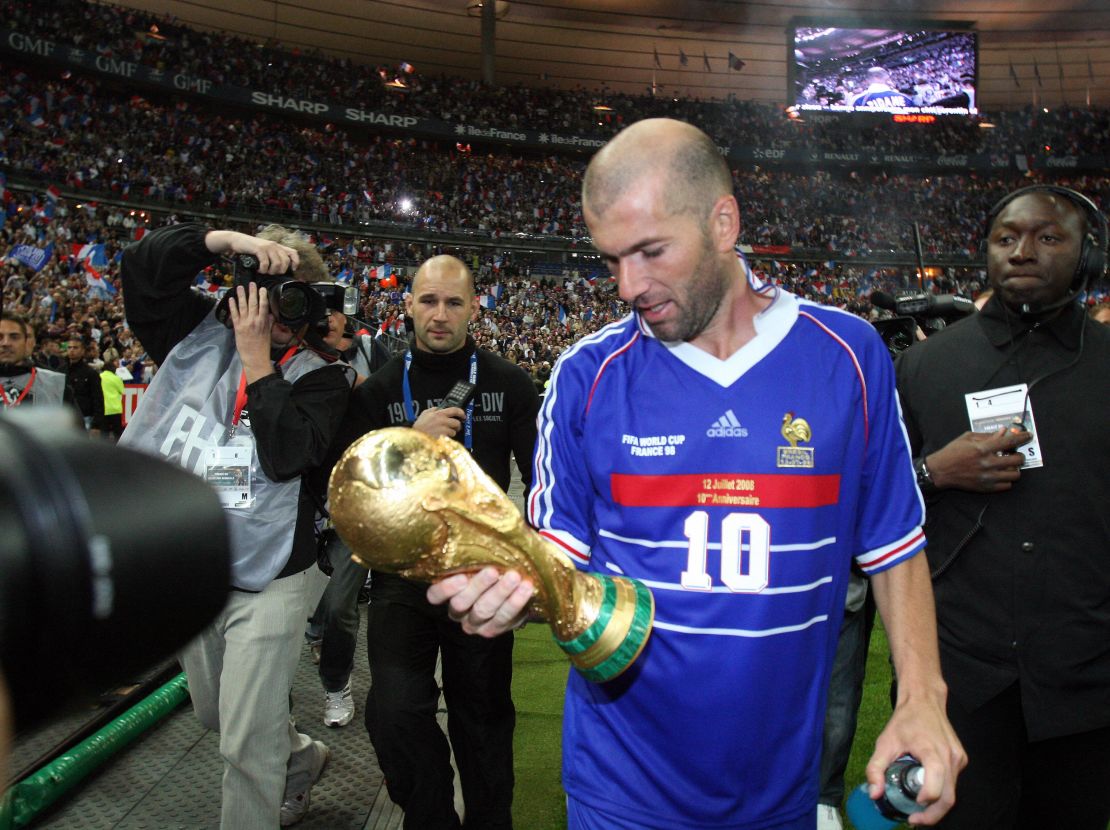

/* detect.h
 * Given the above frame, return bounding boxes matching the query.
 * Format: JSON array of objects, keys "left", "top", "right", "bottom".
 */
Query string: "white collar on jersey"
[{"left": 637, "top": 259, "right": 800, "bottom": 388}]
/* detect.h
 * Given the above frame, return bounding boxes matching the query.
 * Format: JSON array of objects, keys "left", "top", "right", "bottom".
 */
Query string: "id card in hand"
[{"left": 964, "top": 383, "right": 1043, "bottom": 469}]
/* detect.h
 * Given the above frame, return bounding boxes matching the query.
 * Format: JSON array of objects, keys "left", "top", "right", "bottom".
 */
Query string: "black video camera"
[{"left": 871, "top": 290, "right": 976, "bottom": 357}]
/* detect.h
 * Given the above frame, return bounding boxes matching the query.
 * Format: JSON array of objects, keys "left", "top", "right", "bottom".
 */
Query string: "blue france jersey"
[
  {"left": 851, "top": 90, "right": 914, "bottom": 109},
  {"left": 528, "top": 284, "right": 924, "bottom": 829}
]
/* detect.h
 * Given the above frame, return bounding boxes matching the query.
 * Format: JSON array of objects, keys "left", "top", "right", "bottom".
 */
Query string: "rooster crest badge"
[{"left": 777, "top": 411, "right": 814, "bottom": 468}]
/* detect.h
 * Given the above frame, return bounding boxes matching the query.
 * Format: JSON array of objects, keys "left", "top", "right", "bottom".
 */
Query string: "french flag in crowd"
[
  {"left": 336, "top": 267, "right": 354, "bottom": 285},
  {"left": 84, "top": 262, "right": 117, "bottom": 295},
  {"left": 479, "top": 294, "right": 496, "bottom": 310},
  {"left": 73, "top": 242, "right": 108, "bottom": 267},
  {"left": 370, "top": 264, "right": 396, "bottom": 288},
  {"left": 490, "top": 283, "right": 504, "bottom": 300},
  {"left": 46, "top": 185, "right": 61, "bottom": 203},
  {"left": 558, "top": 305, "right": 568, "bottom": 327}
]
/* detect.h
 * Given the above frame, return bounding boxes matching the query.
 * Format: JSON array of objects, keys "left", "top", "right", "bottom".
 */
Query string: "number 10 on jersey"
[{"left": 681, "top": 511, "right": 770, "bottom": 593}]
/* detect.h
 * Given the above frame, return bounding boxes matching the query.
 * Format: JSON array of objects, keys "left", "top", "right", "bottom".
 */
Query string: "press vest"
[
  {"left": 1, "top": 367, "right": 67, "bottom": 407},
  {"left": 120, "top": 312, "right": 331, "bottom": 590}
]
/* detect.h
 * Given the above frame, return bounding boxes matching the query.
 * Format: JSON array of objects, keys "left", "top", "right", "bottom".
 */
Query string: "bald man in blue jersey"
[{"left": 430, "top": 118, "right": 965, "bottom": 830}]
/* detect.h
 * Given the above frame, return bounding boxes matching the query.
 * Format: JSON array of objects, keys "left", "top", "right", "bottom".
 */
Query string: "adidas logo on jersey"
[{"left": 707, "top": 409, "right": 749, "bottom": 438}]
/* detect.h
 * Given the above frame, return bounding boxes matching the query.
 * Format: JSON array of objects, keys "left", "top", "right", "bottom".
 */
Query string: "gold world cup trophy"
[{"left": 329, "top": 427, "right": 654, "bottom": 682}]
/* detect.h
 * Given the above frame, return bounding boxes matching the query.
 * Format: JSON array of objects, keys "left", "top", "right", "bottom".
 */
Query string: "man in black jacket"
[
  {"left": 119, "top": 223, "right": 352, "bottom": 829},
  {"left": 896, "top": 186, "right": 1110, "bottom": 829},
  {"left": 64, "top": 335, "right": 102, "bottom": 430},
  {"left": 335, "top": 254, "right": 539, "bottom": 829}
]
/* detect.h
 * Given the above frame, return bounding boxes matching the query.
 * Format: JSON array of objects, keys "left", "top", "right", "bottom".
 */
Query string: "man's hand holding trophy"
[{"left": 329, "top": 428, "right": 654, "bottom": 682}]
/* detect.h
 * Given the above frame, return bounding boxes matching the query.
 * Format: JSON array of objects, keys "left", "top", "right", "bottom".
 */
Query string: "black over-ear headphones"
[{"left": 982, "top": 184, "right": 1109, "bottom": 296}]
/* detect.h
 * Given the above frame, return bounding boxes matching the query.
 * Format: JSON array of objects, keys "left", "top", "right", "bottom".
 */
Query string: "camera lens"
[
  {"left": 269, "top": 282, "right": 320, "bottom": 328},
  {"left": 0, "top": 411, "right": 230, "bottom": 731},
  {"left": 276, "top": 284, "right": 308, "bottom": 320}
]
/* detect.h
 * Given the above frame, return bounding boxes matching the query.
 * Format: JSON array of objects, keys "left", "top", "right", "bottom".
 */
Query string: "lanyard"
[
  {"left": 0, "top": 367, "right": 35, "bottom": 408},
  {"left": 403, "top": 349, "right": 478, "bottom": 451},
  {"left": 232, "top": 346, "right": 299, "bottom": 426}
]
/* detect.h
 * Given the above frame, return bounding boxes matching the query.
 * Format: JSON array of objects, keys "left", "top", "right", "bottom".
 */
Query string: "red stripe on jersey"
[
  {"left": 798, "top": 311, "right": 869, "bottom": 443},
  {"left": 864, "top": 530, "right": 924, "bottom": 570},
  {"left": 610, "top": 473, "right": 841, "bottom": 508},
  {"left": 538, "top": 529, "right": 588, "bottom": 562},
  {"left": 585, "top": 332, "right": 639, "bottom": 415},
  {"left": 527, "top": 425, "right": 547, "bottom": 524}
]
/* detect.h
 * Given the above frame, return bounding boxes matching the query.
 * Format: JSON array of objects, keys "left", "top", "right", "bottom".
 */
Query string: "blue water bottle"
[{"left": 845, "top": 755, "right": 925, "bottom": 829}]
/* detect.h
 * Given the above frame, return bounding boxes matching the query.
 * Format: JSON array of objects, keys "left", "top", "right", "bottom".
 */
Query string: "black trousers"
[
  {"left": 937, "top": 682, "right": 1110, "bottom": 830},
  {"left": 366, "top": 573, "right": 515, "bottom": 830}
]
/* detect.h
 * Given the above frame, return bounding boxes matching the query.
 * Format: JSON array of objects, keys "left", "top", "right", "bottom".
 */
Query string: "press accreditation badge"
[
  {"left": 204, "top": 438, "right": 255, "bottom": 508},
  {"left": 964, "top": 383, "right": 1043, "bottom": 469}
]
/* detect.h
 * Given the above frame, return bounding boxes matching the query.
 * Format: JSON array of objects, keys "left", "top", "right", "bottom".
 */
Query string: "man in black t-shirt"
[{"left": 336, "top": 255, "right": 539, "bottom": 830}]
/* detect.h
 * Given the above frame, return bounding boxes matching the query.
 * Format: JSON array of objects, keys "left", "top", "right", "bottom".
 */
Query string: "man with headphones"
[{"left": 895, "top": 185, "right": 1110, "bottom": 829}]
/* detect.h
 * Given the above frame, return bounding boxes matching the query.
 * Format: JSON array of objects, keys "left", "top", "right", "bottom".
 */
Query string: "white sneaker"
[
  {"left": 817, "top": 803, "right": 844, "bottom": 830},
  {"left": 323, "top": 681, "right": 354, "bottom": 728},
  {"left": 280, "top": 740, "right": 329, "bottom": 826}
]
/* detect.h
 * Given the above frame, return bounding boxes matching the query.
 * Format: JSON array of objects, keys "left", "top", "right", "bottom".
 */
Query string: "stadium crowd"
[
  {"left": 9, "top": 176, "right": 1090, "bottom": 407},
  {"left": 5, "top": 57, "right": 1110, "bottom": 254},
  {"left": 7, "top": 0, "right": 1110, "bottom": 158}
]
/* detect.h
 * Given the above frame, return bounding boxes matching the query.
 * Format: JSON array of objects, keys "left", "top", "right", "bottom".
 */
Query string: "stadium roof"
[{"left": 112, "top": 0, "right": 1110, "bottom": 110}]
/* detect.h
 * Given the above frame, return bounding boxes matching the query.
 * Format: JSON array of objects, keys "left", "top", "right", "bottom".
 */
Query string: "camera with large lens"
[
  {"left": 871, "top": 290, "right": 976, "bottom": 357},
  {"left": 215, "top": 253, "right": 328, "bottom": 331},
  {"left": 0, "top": 410, "right": 231, "bottom": 733}
]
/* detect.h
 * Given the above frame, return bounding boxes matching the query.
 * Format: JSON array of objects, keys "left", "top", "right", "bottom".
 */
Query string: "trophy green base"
[{"left": 554, "top": 576, "right": 654, "bottom": 683}]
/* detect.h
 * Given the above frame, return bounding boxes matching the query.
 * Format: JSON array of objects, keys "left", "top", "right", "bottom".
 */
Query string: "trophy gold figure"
[{"left": 329, "top": 427, "right": 653, "bottom": 682}]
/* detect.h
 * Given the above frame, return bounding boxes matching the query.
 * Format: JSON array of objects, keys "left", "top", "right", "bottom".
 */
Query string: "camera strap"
[{"left": 0, "top": 366, "right": 35, "bottom": 407}]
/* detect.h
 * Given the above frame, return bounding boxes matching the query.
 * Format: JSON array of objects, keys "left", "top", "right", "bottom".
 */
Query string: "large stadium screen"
[{"left": 790, "top": 26, "right": 978, "bottom": 116}]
